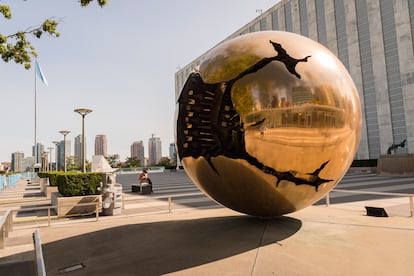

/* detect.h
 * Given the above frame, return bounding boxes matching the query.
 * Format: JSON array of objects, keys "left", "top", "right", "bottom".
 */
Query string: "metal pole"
[
  {"left": 7, "top": 211, "right": 13, "bottom": 233},
  {"left": 168, "top": 196, "right": 172, "bottom": 213},
  {"left": 63, "top": 137, "right": 66, "bottom": 171},
  {"left": 59, "top": 131, "right": 70, "bottom": 172},
  {"left": 48, "top": 208, "right": 51, "bottom": 227},
  {"left": 34, "top": 62, "right": 37, "bottom": 165},
  {"left": 409, "top": 196, "right": 413, "bottom": 218},
  {"left": 52, "top": 141, "right": 59, "bottom": 171},
  {"left": 82, "top": 115, "right": 86, "bottom": 172},
  {"left": 74, "top": 109, "right": 92, "bottom": 173},
  {"left": 48, "top": 147, "right": 53, "bottom": 172},
  {"left": 326, "top": 192, "right": 330, "bottom": 207}
]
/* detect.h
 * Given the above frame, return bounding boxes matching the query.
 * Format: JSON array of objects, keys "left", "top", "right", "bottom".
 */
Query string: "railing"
[
  {"left": 114, "top": 166, "right": 165, "bottom": 174},
  {"left": 0, "top": 175, "right": 5, "bottom": 192},
  {"left": 326, "top": 189, "right": 414, "bottom": 217},
  {"left": 0, "top": 210, "right": 13, "bottom": 249},
  {"left": 121, "top": 192, "right": 206, "bottom": 213},
  {"left": 0, "top": 173, "right": 24, "bottom": 192},
  {"left": 33, "top": 228, "right": 46, "bottom": 276}
]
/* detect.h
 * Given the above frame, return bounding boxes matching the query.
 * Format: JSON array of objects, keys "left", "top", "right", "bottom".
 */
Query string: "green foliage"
[
  {"left": 107, "top": 154, "right": 120, "bottom": 168},
  {"left": 124, "top": 157, "right": 141, "bottom": 168},
  {"left": 37, "top": 172, "right": 61, "bottom": 186},
  {"left": 56, "top": 172, "right": 103, "bottom": 196},
  {"left": 156, "top": 157, "right": 173, "bottom": 168},
  {"left": 0, "top": 1, "right": 107, "bottom": 69}
]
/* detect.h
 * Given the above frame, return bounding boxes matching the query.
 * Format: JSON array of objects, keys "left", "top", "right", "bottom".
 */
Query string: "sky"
[{"left": 0, "top": 0, "right": 278, "bottom": 163}]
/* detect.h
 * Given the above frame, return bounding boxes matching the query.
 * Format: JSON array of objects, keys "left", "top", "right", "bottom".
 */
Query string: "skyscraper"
[
  {"left": 74, "top": 135, "right": 82, "bottom": 166},
  {"left": 148, "top": 134, "right": 162, "bottom": 165},
  {"left": 32, "top": 143, "right": 44, "bottom": 164},
  {"left": 57, "top": 140, "right": 71, "bottom": 171},
  {"left": 131, "top": 141, "right": 145, "bottom": 167},
  {"left": 11, "top": 152, "right": 24, "bottom": 172},
  {"left": 175, "top": 0, "right": 414, "bottom": 159},
  {"left": 169, "top": 143, "right": 177, "bottom": 165},
  {"left": 95, "top": 134, "right": 107, "bottom": 157}
]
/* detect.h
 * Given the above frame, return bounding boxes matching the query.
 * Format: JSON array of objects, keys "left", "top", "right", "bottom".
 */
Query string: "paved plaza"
[{"left": 1, "top": 170, "right": 414, "bottom": 275}]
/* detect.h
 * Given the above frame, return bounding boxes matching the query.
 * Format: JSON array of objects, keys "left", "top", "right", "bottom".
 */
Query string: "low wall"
[
  {"left": 377, "top": 154, "right": 414, "bottom": 176},
  {"left": 51, "top": 192, "right": 102, "bottom": 217},
  {"left": 44, "top": 186, "right": 58, "bottom": 198},
  {"left": 39, "top": 178, "right": 49, "bottom": 193}
]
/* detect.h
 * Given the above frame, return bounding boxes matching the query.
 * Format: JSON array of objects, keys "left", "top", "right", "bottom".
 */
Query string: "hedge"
[{"left": 38, "top": 172, "right": 103, "bottom": 196}]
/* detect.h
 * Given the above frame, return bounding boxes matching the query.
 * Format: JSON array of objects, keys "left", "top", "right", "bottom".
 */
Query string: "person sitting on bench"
[{"left": 139, "top": 169, "right": 153, "bottom": 193}]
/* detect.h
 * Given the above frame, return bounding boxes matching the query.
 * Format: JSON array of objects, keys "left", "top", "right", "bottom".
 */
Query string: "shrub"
[
  {"left": 37, "top": 172, "right": 61, "bottom": 186},
  {"left": 56, "top": 172, "right": 103, "bottom": 197}
]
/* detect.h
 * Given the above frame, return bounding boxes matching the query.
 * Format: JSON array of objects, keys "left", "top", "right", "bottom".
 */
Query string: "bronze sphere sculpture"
[{"left": 176, "top": 31, "right": 361, "bottom": 217}]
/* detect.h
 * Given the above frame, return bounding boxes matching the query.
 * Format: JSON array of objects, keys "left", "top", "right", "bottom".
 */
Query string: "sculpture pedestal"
[{"left": 377, "top": 154, "right": 414, "bottom": 176}]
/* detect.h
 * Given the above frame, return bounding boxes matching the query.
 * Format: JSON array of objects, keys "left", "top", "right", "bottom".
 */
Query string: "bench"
[{"left": 131, "top": 183, "right": 152, "bottom": 194}]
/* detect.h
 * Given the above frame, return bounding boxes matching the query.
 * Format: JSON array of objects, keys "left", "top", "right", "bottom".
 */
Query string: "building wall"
[{"left": 175, "top": 0, "right": 414, "bottom": 160}]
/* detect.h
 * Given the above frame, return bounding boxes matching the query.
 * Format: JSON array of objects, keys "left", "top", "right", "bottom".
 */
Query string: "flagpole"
[{"left": 34, "top": 59, "right": 37, "bottom": 166}]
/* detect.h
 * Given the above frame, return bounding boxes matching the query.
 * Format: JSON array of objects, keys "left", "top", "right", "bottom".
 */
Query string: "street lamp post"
[
  {"left": 74, "top": 108, "right": 92, "bottom": 172},
  {"left": 59, "top": 130, "right": 70, "bottom": 172},
  {"left": 47, "top": 147, "right": 54, "bottom": 171},
  {"left": 52, "top": 141, "right": 60, "bottom": 171}
]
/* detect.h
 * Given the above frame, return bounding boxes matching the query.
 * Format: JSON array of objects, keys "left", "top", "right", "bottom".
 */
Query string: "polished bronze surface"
[{"left": 176, "top": 31, "right": 361, "bottom": 217}]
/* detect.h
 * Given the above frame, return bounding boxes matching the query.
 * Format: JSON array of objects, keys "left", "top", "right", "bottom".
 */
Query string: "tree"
[
  {"left": 157, "top": 157, "right": 173, "bottom": 168},
  {"left": 66, "top": 156, "right": 80, "bottom": 171},
  {"left": 0, "top": 0, "right": 107, "bottom": 69},
  {"left": 107, "top": 154, "right": 120, "bottom": 168},
  {"left": 124, "top": 157, "right": 141, "bottom": 168}
]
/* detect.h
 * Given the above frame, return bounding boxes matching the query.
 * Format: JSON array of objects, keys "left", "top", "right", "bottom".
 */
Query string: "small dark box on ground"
[{"left": 365, "top": 206, "right": 388, "bottom": 217}]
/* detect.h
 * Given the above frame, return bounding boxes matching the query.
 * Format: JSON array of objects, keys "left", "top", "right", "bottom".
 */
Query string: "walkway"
[{"left": 0, "top": 172, "right": 413, "bottom": 275}]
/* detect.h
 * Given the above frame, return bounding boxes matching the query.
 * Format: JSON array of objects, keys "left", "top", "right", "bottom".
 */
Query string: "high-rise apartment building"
[
  {"left": 74, "top": 135, "right": 82, "bottom": 166},
  {"left": 169, "top": 143, "right": 177, "bottom": 165},
  {"left": 131, "top": 141, "right": 145, "bottom": 167},
  {"left": 148, "top": 134, "right": 162, "bottom": 165},
  {"left": 11, "top": 151, "right": 24, "bottom": 172},
  {"left": 95, "top": 134, "right": 107, "bottom": 157},
  {"left": 175, "top": 0, "right": 414, "bottom": 160},
  {"left": 32, "top": 143, "right": 44, "bottom": 164},
  {"left": 57, "top": 140, "right": 71, "bottom": 171}
]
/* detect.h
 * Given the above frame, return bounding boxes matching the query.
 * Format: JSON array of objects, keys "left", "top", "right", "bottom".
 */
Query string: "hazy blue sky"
[{"left": 1, "top": 0, "right": 278, "bottom": 163}]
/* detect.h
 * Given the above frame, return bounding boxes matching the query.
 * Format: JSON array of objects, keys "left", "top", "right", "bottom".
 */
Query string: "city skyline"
[{"left": 0, "top": 0, "right": 277, "bottom": 163}]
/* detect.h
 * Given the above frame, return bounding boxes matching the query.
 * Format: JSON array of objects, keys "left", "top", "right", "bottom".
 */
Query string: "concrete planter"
[
  {"left": 44, "top": 186, "right": 59, "bottom": 198},
  {"left": 39, "top": 178, "right": 49, "bottom": 193},
  {"left": 377, "top": 154, "right": 414, "bottom": 176},
  {"left": 51, "top": 192, "right": 102, "bottom": 217}
]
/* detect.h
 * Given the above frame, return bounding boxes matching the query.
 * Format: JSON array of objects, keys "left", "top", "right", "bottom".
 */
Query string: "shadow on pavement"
[{"left": 38, "top": 215, "right": 302, "bottom": 275}]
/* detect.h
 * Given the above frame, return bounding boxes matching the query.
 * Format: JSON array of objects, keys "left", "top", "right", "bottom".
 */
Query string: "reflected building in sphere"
[{"left": 175, "top": 0, "right": 414, "bottom": 159}]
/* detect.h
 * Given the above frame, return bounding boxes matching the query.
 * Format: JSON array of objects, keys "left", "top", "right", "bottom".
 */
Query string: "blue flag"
[{"left": 35, "top": 60, "right": 48, "bottom": 86}]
